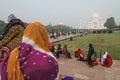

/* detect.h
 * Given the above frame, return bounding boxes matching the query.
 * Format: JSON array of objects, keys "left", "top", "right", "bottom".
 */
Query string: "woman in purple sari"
[{"left": 1, "top": 22, "right": 59, "bottom": 80}]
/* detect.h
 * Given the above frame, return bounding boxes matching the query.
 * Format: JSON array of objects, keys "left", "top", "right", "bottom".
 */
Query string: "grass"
[{"left": 55, "top": 32, "right": 120, "bottom": 60}]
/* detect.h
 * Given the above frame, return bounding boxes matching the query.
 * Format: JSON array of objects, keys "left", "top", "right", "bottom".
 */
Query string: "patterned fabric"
[
  {"left": 7, "top": 47, "right": 24, "bottom": 80},
  {"left": 0, "top": 47, "right": 9, "bottom": 53},
  {"left": 0, "top": 47, "right": 10, "bottom": 60},
  {"left": 1, "top": 22, "right": 59, "bottom": 80},
  {"left": 1, "top": 19, "right": 25, "bottom": 38},
  {"left": 0, "top": 25, "right": 25, "bottom": 51}
]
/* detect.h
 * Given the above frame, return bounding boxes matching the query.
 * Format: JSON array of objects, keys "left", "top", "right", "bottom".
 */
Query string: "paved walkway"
[
  {"left": 57, "top": 56, "right": 120, "bottom": 80},
  {"left": 50, "top": 34, "right": 80, "bottom": 42}
]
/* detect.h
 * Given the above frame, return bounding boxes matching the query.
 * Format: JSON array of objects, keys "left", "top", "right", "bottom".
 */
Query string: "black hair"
[{"left": 89, "top": 43, "right": 93, "bottom": 48}]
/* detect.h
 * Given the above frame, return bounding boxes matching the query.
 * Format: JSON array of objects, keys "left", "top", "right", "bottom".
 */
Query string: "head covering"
[
  {"left": 101, "top": 51, "right": 108, "bottom": 62},
  {"left": 78, "top": 48, "right": 81, "bottom": 51},
  {"left": 62, "top": 76, "right": 74, "bottom": 80},
  {"left": 64, "top": 45, "right": 67, "bottom": 48},
  {"left": 6, "top": 22, "right": 59, "bottom": 80},
  {"left": 77, "top": 48, "right": 86, "bottom": 60},
  {"left": 78, "top": 48, "right": 83, "bottom": 54},
  {"left": 0, "top": 23, "right": 25, "bottom": 51},
  {"left": 5, "top": 19, "right": 25, "bottom": 33},
  {"left": 0, "top": 18, "right": 25, "bottom": 40},
  {"left": 63, "top": 45, "right": 68, "bottom": 52},
  {"left": 103, "top": 51, "right": 108, "bottom": 59},
  {"left": 105, "top": 51, "right": 108, "bottom": 55}
]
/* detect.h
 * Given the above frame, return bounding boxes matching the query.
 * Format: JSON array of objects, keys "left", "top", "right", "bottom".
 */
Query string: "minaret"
[{"left": 79, "top": 19, "right": 82, "bottom": 29}]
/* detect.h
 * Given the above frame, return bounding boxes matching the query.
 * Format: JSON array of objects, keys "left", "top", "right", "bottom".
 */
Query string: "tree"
[
  {"left": 104, "top": 17, "right": 116, "bottom": 30},
  {"left": 45, "top": 24, "right": 73, "bottom": 34},
  {"left": 0, "top": 20, "right": 7, "bottom": 33}
]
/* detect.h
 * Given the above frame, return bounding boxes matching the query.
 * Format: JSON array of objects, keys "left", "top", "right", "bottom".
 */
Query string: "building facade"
[{"left": 87, "top": 13, "right": 106, "bottom": 29}]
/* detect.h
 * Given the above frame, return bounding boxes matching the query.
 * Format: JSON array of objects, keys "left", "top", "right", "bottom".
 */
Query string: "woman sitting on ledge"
[
  {"left": 75, "top": 48, "right": 86, "bottom": 61},
  {"left": 62, "top": 45, "right": 72, "bottom": 59}
]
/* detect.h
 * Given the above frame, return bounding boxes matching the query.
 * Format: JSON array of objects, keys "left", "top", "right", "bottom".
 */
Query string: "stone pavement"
[{"left": 57, "top": 56, "right": 120, "bottom": 80}]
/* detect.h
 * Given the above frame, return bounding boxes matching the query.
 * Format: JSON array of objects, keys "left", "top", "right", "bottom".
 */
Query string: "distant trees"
[
  {"left": 104, "top": 17, "right": 116, "bottom": 30},
  {"left": 0, "top": 20, "right": 7, "bottom": 33},
  {"left": 0, "top": 20, "right": 7, "bottom": 38},
  {"left": 45, "top": 24, "right": 73, "bottom": 34},
  {"left": 92, "top": 29, "right": 113, "bottom": 34}
]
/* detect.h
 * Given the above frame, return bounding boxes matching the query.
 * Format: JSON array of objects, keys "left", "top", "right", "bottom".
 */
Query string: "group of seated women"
[
  {"left": 49, "top": 41, "right": 113, "bottom": 68},
  {"left": 74, "top": 48, "right": 113, "bottom": 68},
  {"left": 49, "top": 43, "right": 72, "bottom": 59}
]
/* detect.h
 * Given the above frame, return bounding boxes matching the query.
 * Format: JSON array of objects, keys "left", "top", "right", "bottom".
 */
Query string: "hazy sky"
[{"left": 0, "top": 0, "right": 120, "bottom": 26}]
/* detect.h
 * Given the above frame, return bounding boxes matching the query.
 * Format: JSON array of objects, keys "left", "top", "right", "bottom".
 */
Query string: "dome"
[
  {"left": 92, "top": 13, "right": 100, "bottom": 18},
  {"left": 58, "top": 22, "right": 64, "bottom": 25}
]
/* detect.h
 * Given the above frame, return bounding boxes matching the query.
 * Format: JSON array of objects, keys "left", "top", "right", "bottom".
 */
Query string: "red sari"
[
  {"left": 92, "top": 57, "right": 99, "bottom": 66},
  {"left": 75, "top": 48, "right": 86, "bottom": 61},
  {"left": 102, "top": 54, "right": 113, "bottom": 67}
]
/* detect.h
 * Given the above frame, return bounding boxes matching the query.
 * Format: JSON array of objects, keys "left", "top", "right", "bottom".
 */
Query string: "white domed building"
[{"left": 87, "top": 13, "right": 106, "bottom": 29}]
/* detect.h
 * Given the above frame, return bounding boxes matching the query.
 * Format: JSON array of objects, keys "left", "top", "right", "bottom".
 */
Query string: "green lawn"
[{"left": 56, "top": 32, "right": 120, "bottom": 60}]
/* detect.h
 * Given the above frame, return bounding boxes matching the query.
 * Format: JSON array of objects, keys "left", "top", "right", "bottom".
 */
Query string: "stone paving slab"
[{"left": 57, "top": 56, "right": 120, "bottom": 80}]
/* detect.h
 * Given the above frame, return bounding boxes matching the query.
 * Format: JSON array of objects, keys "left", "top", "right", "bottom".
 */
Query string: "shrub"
[
  {"left": 107, "top": 30, "right": 113, "bottom": 33},
  {"left": 97, "top": 30, "right": 102, "bottom": 34},
  {"left": 92, "top": 30, "right": 97, "bottom": 34},
  {"left": 102, "top": 30, "right": 107, "bottom": 33}
]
